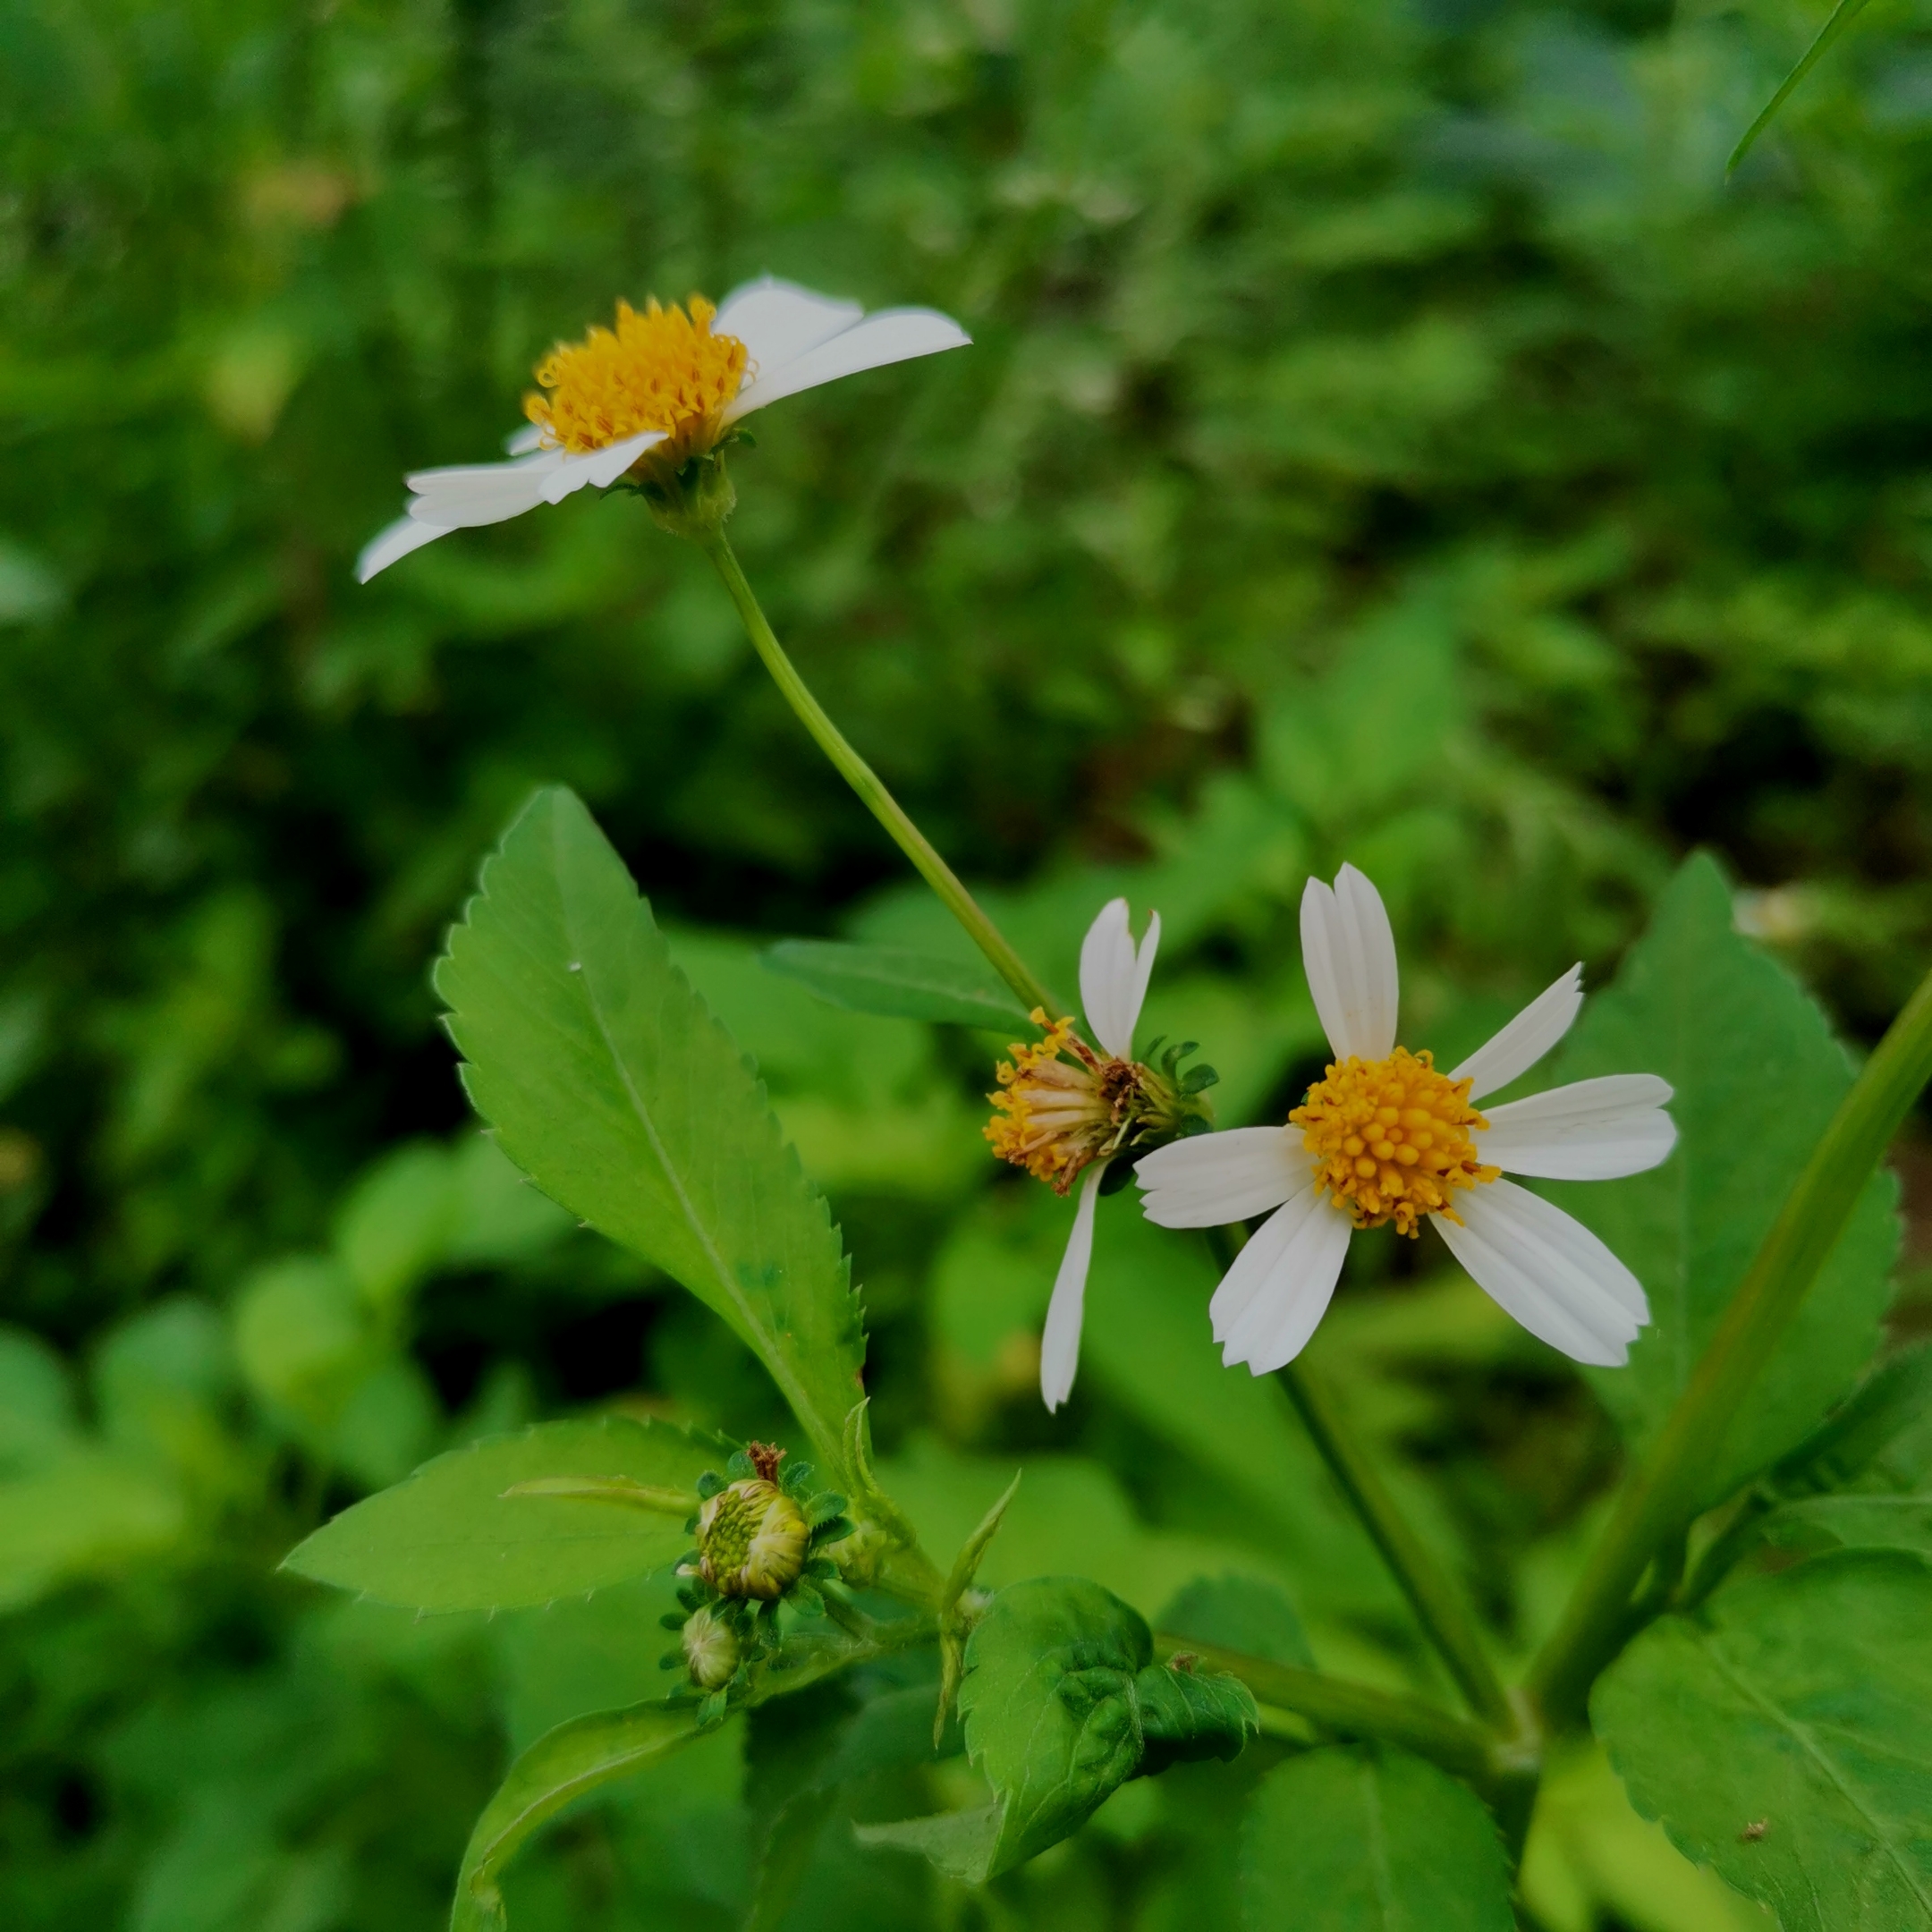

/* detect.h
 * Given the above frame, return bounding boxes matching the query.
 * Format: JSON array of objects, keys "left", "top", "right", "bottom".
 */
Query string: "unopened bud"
[
  {"left": 697, "top": 1478, "right": 809, "bottom": 1600},
  {"left": 680, "top": 1605, "right": 739, "bottom": 1690}
]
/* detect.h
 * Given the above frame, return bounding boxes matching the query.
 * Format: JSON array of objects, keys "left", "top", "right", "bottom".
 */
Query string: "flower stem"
[
  {"left": 699, "top": 530, "right": 1058, "bottom": 1018},
  {"left": 1528, "top": 956, "right": 1932, "bottom": 1726},
  {"left": 1278, "top": 1359, "right": 1517, "bottom": 1735}
]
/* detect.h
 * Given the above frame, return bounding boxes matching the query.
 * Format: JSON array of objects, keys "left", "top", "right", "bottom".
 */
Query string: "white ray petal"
[
  {"left": 1451, "top": 965, "right": 1584, "bottom": 1101},
  {"left": 1212, "top": 1183, "right": 1352, "bottom": 1374},
  {"left": 405, "top": 453, "right": 563, "bottom": 528},
  {"left": 505, "top": 423, "right": 545, "bottom": 454},
  {"left": 1136, "top": 1126, "right": 1301, "bottom": 1228},
  {"left": 1079, "top": 899, "right": 1159, "bottom": 1061},
  {"left": 722, "top": 308, "right": 970, "bottom": 422},
  {"left": 1040, "top": 1164, "right": 1106, "bottom": 1413},
  {"left": 1477, "top": 1075, "right": 1676, "bottom": 1182},
  {"left": 1433, "top": 1180, "right": 1648, "bottom": 1367},
  {"left": 357, "top": 515, "right": 453, "bottom": 583},
  {"left": 1300, "top": 867, "right": 1399, "bottom": 1063},
  {"left": 714, "top": 275, "right": 866, "bottom": 377},
  {"left": 539, "top": 428, "right": 667, "bottom": 501}
]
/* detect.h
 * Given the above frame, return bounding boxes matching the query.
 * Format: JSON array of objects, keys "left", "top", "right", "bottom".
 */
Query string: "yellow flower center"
[
  {"left": 523, "top": 296, "right": 748, "bottom": 463},
  {"left": 1291, "top": 1046, "right": 1498, "bottom": 1237},
  {"left": 985, "top": 1011, "right": 1145, "bottom": 1195}
]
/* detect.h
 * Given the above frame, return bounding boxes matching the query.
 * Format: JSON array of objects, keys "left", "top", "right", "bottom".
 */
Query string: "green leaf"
[
  {"left": 1158, "top": 1573, "right": 1317, "bottom": 1671},
  {"left": 1133, "top": 1660, "right": 1259, "bottom": 1775},
  {"left": 450, "top": 1698, "right": 704, "bottom": 1932},
  {"left": 1728, "top": 0, "right": 1877, "bottom": 174},
  {"left": 958, "top": 1576, "right": 1154, "bottom": 1877},
  {"left": 1594, "top": 1549, "right": 1932, "bottom": 1932},
  {"left": 761, "top": 938, "right": 1030, "bottom": 1029},
  {"left": 1767, "top": 1342, "right": 1932, "bottom": 1498},
  {"left": 282, "top": 1416, "right": 724, "bottom": 1611},
  {"left": 1546, "top": 854, "right": 1898, "bottom": 1505},
  {"left": 855, "top": 1804, "right": 1003, "bottom": 1882},
  {"left": 1763, "top": 1492, "right": 1932, "bottom": 1557},
  {"left": 1239, "top": 1744, "right": 1515, "bottom": 1931},
  {"left": 435, "top": 788, "right": 866, "bottom": 1479}
]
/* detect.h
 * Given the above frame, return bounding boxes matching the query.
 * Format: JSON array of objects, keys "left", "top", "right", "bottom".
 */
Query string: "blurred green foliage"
[{"left": 1, "top": 0, "right": 1928, "bottom": 1923}]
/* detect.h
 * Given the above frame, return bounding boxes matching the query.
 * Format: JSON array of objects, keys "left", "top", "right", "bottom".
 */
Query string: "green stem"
[
  {"left": 1529, "top": 957, "right": 1932, "bottom": 1725},
  {"left": 1158, "top": 1634, "right": 1498, "bottom": 1787},
  {"left": 699, "top": 530, "right": 1059, "bottom": 1018},
  {"left": 1279, "top": 1360, "right": 1516, "bottom": 1734}
]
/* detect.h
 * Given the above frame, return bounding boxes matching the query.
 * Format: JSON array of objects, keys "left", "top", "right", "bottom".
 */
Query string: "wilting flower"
[
  {"left": 985, "top": 899, "right": 1215, "bottom": 1412},
  {"left": 356, "top": 277, "right": 970, "bottom": 580},
  {"left": 1136, "top": 865, "right": 1674, "bottom": 1375},
  {"left": 695, "top": 1447, "right": 812, "bottom": 1601}
]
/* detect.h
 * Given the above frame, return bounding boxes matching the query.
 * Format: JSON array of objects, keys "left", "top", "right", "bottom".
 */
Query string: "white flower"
[
  {"left": 1135, "top": 864, "right": 1674, "bottom": 1375},
  {"left": 983, "top": 899, "right": 1164, "bottom": 1414},
  {"left": 356, "top": 278, "right": 970, "bottom": 582}
]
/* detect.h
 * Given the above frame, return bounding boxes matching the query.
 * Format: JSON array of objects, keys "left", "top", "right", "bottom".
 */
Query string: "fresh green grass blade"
[
  {"left": 1729, "top": 0, "right": 1877, "bottom": 174},
  {"left": 1542, "top": 853, "right": 1898, "bottom": 1506},
  {"left": 1238, "top": 1744, "right": 1515, "bottom": 1931},
  {"left": 436, "top": 787, "right": 867, "bottom": 1481},
  {"left": 281, "top": 1416, "right": 722, "bottom": 1611},
  {"left": 1594, "top": 1549, "right": 1932, "bottom": 1931},
  {"left": 762, "top": 939, "right": 1031, "bottom": 1029}
]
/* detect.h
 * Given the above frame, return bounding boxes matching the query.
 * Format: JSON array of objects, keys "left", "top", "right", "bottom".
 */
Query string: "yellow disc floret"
[
  {"left": 985, "top": 1012, "right": 1149, "bottom": 1195},
  {"left": 1292, "top": 1046, "right": 1498, "bottom": 1237},
  {"left": 523, "top": 297, "right": 748, "bottom": 464}
]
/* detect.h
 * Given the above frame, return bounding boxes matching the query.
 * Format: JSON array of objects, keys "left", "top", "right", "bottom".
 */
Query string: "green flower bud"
[
  {"left": 680, "top": 1606, "right": 739, "bottom": 1691},
  {"left": 697, "top": 1477, "right": 809, "bottom": 1600}
]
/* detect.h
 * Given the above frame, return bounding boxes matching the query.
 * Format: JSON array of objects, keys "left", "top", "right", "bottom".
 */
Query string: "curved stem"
[
  {"left": 699, "top": 530, "right": 1059, "bottom": 1018},
  {"left": 1278, "top": 1360, "right": 1516, "bottom": 1734},
  {"left": 1528, "top": 957, "right": 1932, "bottom": 1725}
]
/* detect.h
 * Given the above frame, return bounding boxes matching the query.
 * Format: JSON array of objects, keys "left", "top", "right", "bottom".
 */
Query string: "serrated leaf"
[
  {"left": 1544, "top": 854, "right": 1898, "bottom": 1504},
  {"left": 1133, "top": 1661, "right": 1258, "bottom": 1775},
  {"left": 1593, "top": 1549, "right": 1932, "bottom": 1932},
  {"left": 450, "top": 1699, "right": 703, "bottom": 1932},
  {"left": 1239, "top": 1744, "right": 1515, "bottom": 1932},
  {"left": 855, "top": 1803, "right": 1003, "bottom": 1881},
  {"left": 282, "top": 1416, "right": 723, "bottom": 1611},
  {"left": 435, "top": 788, "right": 865, "bottom": 1479},
  {"left": 762, "top": 939, "right": 1030, "bottom": 1029},
  {"left": 959, "top": 1576, "right": 1152, "bottom": 1876}
]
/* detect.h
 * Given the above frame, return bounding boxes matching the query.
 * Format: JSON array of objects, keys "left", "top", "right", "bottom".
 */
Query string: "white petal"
[
  {"left": 1079, "top": 900, "right": 1160, "bottom": 1060},
  {"left": 357, "top": 515, "right": 453, "bottom": 582},
  {"left": 1300, "top": 866, "right": 1399, "bottom": 1063},
  {"left": 1477, "top": 1075, "right": 1676, "bottom": 1181},
  {"left": 1434, "top": 1180, "right": 1648, "bottom": 1367},
  {"left": 1136, "top": 1127, "right": 1301, "bottom": 1228},
  {"left": 713, "top": 275, "right": 866, "bottom": 376},
  {"left": 722, "top": 308, "right": 970, "bottom": 422},
  {"left": 539, "top": 428, "right": 666, "bottom": 502},
  {"left": 406, "top": 450, "right": 564, "bottom": 493},
  {"left": 1209, "top": 1182, "right": 1352, "bottom": 1373},
  {"left": 1040, "top": 1164, "right": 1106, "bottom": 1413},
  {"left": 1452, "top": 965, "right": 1583, "bottom": 1101},
  {"left": 405, "top": 454, "right": 562, "bottom": 528},
  {"left": 504, "top": 423, "right": 545, "bottom": 455}
]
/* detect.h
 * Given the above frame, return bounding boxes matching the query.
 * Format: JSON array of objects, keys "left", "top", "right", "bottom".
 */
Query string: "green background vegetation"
[{"left": 1, "top": 0, "right": 1928, "bottom": 1925}]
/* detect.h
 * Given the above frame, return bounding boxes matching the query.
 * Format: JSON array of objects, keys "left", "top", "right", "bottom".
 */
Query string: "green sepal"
[
  {"left": 695, "top": 1690, "right": 730, "bottom": 1731},
  {"left": 658, "top": 1611, "right": 687, "bottom": 1631},
  {"left": 696, "top": 1470, "right": 726, "bottom": 1501},
  {"left": 726, "top": 1450, "right": 756, "bottom": 1481},
  {"left": 805, "top": 1489, "right": 846, "bottom": 1525},
  {"left": 809, "top": 1515, "right": 853, "bottom": 1547},
  {"left": 781, "top": 1460, "right": 815, "bottom": 1497}
]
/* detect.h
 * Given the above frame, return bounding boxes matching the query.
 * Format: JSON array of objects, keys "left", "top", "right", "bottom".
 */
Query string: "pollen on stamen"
[
  {"left": 1291, "top": 1046, "right": 1498, "bottom": 1236},
  {"left": 523, "top": 296, "right": 749, "bottom": 462},
  {"left": 985, "top": 1010, "right": 1138, "bottom": 1195}
]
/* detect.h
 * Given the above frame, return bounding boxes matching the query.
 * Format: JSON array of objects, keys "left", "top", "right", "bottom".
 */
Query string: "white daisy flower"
[
  {"left": 1135, "top": 865, "right": 1674, "bottom": 1376},
  {"left": 982, "top": 899, "right": 1216, "bottom": 1413},
  {"left": 356, "top": 277, "right": 970, "bottom": 582}
]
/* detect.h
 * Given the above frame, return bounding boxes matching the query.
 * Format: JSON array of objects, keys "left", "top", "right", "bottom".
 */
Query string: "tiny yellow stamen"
[
  {"left": 523, "top": 296, "right": 748, "bottom": 465},
  {"left": 1292, "top": 1046, "right": 1498, "bottom": 1237},
  {"left": 985, "top": 1009, "right": 1144, "bottom": 1195}
]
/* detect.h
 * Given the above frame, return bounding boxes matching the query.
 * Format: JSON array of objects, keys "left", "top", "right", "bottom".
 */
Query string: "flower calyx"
[
  {"left": 659, "top": 1442, "right": 859, "bottom": 1725},
  {"left": 985, "top": 1013, "right": 1216, "bottom": 1196}
]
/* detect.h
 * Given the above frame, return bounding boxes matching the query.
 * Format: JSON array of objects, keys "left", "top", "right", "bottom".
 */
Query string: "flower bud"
[
  {"left": 679, "top": 1606, "right": 740, "bottom": 1690},
  {"left": 697, "top": 1478, "right": 809, "bottom": 1599}
]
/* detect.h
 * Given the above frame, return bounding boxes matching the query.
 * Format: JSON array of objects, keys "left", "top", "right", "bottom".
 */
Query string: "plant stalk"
[
  {"left": 1528, "top": 956, "right": 1932, "bottom": 1724},
  {"left": 699, "top": 530, "right": 1058, "bottom": 1018},
  {"left": 1279, "top": 1360, "right": 1517, "bottom": 1734}
]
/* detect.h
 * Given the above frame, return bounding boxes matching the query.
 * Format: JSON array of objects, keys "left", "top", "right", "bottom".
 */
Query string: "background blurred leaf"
[{"left": 763, "top": 940, "right": 1030, "bottom": 1029}]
